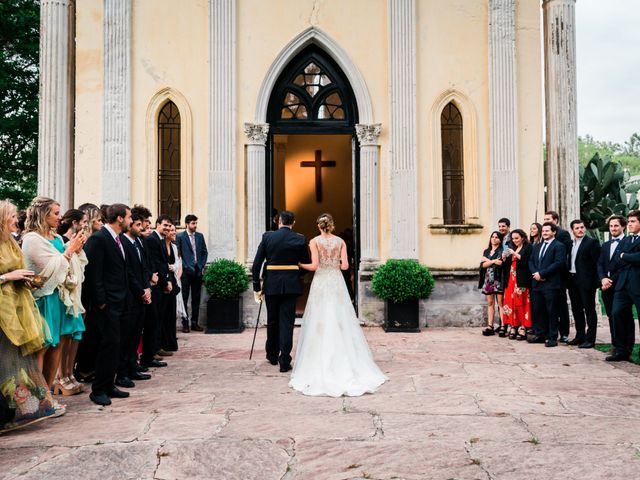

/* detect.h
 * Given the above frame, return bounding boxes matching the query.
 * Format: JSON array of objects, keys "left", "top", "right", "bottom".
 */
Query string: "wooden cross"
[{"left": 300, "top": 149, "right": 336, "bottom": 202}]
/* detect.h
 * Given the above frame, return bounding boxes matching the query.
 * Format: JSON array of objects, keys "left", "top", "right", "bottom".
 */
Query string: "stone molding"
[
  {"left": 429, "top": 89, "right": 480, "bottom": 224},
  {"left": 388, "top": 0, "right": 418, "bottom": 259},
  {"left": 543, "top": 0, "right": 579, "bottom": 227},
  {"left": 243, "top": 123, "right": 269, "bottom": 146},
  {"left": 489, "top": 0, "right": 519, "bottom": 227},
  {"left": 209, "top": 0, "right": 237, "bottom": 259},
  {"left": 255, "top": 27, "right": 373, "bottom": 124},
  {"left": 102, "top": 0, "right": 132, "bottom": 204},
  {"left": 38, "top": 0, "right": 75, "bottom": 209},
  {"left": 144, "top": 87, "right": 193, "bottom": 222},
  {"left": 355, "top": 123, "right": 382, "bottom": 146}
]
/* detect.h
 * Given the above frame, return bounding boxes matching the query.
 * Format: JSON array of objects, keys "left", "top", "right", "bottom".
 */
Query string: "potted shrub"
[
  {"left": 202, "top": 259, "right": 250, "bottom": 333},
  {"left": 371, "top": 259, "right": 435, "bottom": 332}
]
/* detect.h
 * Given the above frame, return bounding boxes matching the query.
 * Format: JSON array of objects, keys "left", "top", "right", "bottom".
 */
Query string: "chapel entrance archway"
[{"left": 266, "top": 44, "right": 360, "bottom": 315}]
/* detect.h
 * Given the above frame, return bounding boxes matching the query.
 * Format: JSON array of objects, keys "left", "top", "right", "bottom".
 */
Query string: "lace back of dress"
[{"left": 316, "top": 236, "right": 342, "bottom": 270}]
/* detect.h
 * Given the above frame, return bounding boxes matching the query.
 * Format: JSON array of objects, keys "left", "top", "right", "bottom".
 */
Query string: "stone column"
[
  {"left": 489, "top": 0, "right": 519, "bottom": 226},
  {"left": 356, "top": 124, "right": 381, "bottom": 266},
  {"left": 209, "top": 0, "right": 237, "bottom": 258},
  {"left": 38, "top": 0, "right": 75, "bottom": 208},
  {"left": 388, "top": 0, "right": 418, "bottom": 259},
  {"left": 544, "top": 0, "right": 579, "bottom": 227},
  {"left": 102, "top": 0, "right": 131, "bottom": 204},
  {"left": 244, "top": 123, "right": 269, "bottom": 264}
]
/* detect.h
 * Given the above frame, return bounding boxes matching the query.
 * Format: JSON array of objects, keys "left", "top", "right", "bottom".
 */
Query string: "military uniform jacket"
[{"left": 251, "top": 227, "right": 309, "bottom": 296}]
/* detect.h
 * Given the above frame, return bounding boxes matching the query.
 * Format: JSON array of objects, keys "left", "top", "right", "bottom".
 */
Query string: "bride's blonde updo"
[{"left": 316, "top": 213, "right": 335, "bottom": 233}]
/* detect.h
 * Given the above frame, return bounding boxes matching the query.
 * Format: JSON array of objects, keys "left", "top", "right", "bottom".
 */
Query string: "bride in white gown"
[{"left": 289, "top": 213, "right": 387, "bottom": 397}]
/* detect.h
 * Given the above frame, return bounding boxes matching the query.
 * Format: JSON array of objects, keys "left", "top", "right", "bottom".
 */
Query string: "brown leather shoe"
[{"left": 157, "top": 349, "right": 174, "bottom": 357}]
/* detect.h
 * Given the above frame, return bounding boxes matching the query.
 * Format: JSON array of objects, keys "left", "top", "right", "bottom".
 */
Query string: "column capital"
[
  {"left": 355, "top": 124, "right": 382, "bottom": 146},
  {"left": 243, "top": 123, "right": 269, "bottom": 145}
]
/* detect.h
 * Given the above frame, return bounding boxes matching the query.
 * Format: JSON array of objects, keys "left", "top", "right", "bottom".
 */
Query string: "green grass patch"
[{"left": 595, "top": 344, "right": 640, "bottom": 365}]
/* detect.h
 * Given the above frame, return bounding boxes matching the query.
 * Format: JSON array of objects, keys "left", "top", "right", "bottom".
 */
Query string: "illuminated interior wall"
[{"left": 275, "top": 134, "right": 353, "bottom": 241}]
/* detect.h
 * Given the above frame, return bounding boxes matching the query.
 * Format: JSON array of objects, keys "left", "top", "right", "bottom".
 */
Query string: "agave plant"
[{"left": 579, "top": 153, "right": 638, "bottom": 236}]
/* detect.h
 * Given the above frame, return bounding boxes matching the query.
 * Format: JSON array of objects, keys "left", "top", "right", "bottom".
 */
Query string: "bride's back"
[{"left": 314, "top": 235, "right": 342, "bottom": 271}]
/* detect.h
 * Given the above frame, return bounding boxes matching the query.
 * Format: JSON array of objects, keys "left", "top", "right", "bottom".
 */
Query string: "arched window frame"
[
  {"left": 145, "top": 87, "right": 193, "bottom": 225},
  {"left": 429, "top": 90, "right": 479, "bottom": 226}
]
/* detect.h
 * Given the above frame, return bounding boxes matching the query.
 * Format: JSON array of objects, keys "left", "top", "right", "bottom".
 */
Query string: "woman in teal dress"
[{"left": 21, "top": 197, "right": 87, "bottom": 396}]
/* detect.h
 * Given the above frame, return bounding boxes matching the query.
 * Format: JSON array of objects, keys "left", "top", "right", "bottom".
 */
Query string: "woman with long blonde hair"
[
  {"left": 0, "top": 200, "right": 58, "bottom": 431},
  {"left": 21, "top": 197, "right": 87, "bottom": 396}
]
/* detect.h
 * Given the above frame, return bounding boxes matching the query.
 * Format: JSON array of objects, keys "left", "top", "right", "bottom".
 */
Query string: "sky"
[{"left": 575, "top": 0, "right": 640, "bottom": 144}]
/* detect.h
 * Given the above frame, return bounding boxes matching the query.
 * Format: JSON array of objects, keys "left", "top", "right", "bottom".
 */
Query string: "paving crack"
[
  {"left": 464, "top": 440, "right": 495, "bottom": 480},
  {"left": 176, "top": 373, "right": 205, "bottom": 393},
  {"left": 371, "top": 413, "right": 384, "bottom": 440},
  {"left": 279, "top": 437, "right": 297, "bottom": 480},
  {"left": 152, "top": 441, "right": 167, "bottom": 480}
]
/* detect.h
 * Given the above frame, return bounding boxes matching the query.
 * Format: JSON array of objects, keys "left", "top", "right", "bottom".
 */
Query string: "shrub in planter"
[
  {"left": 371, "top": 259, "right": 435, "bottom": 332},
  {"left": 202, "top": 259, "right": 250, "bottom": 333}
]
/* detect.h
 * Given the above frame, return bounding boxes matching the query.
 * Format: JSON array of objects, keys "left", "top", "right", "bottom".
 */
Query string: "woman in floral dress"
[
  {"left": 502, "top": 229, "right": 533, "bottom": 340},
  {"left": 0, "top": 200, "right": 57, "bottom": 432}
]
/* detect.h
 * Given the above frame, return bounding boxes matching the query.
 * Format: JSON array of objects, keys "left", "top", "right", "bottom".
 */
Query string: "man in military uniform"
[{"left": 252, "top": 211, "right": 309, "bottom": 372}]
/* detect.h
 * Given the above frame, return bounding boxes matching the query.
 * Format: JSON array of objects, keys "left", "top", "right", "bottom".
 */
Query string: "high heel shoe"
[
  {"left": 69, "top": 375, "right": 84, "bottom": 392},
  {"left": 53, "top": 377, "right": 80, "bottom": 396}
]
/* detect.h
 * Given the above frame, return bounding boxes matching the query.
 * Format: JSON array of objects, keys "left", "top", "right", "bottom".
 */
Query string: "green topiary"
[
  {"left": 202, "top": 259, "right": 250, "bottom": 299},
  {"left": 371, "top": 259, "right": 435, "bottom": 304}
]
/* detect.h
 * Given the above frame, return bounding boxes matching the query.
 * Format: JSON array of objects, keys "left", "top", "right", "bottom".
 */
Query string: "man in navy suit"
[
  {"left": 528, "top": 222, "right": 567, "bottom": 347},
  {"left": 176, "top": 214, "right": 208, "bottom": 333},
  {"left": 607, "top": 210, "right": 640, "bottom": 361},
  {"left": 566, "top": 219, "right": 601, "bottom": 348},
  {"left": 597, "top": 215, "right": 628, "bottom": 351},
  {"left": 83, "top": 204, "right": 133, "bottom": 406}
]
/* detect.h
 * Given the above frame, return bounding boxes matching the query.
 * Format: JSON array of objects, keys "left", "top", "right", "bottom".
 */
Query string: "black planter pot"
[
  {"left": 206, "top": 296, "right": 244, "bottom": 333},
  {"left": 384, "top": 298, "right": 420, "bottom": 332}
]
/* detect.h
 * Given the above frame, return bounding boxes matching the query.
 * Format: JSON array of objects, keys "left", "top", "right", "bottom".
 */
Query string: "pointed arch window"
[
  {"left": 441, "top": 102, "right": 464, "bottom": 224},
  {"left": 158, "top": 101, "right": 181, "bottom": 223}
]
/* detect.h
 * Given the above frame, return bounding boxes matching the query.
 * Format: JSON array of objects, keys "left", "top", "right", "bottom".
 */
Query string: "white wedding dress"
[{"left": 289, "top": 235, "right": 387, "bottom": 397}]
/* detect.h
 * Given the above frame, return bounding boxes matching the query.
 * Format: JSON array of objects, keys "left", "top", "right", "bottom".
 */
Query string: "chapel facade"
[{"left": 37, "top": 0, "right": 579, "bottom": 325}]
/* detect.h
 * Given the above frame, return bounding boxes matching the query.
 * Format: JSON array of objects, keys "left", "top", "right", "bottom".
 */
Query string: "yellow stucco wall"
[{"left": 73, "top": 0, "right": 543, "bottom": 270}]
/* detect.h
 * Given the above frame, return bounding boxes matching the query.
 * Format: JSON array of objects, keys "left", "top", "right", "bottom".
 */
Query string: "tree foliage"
[
  {"left": 579, "top": 153, "right": 638, "bottom": 236},
  {"left": 579, "top": 133, "right": 640, "bottom": 176},
  {"left": 0, "top": 0, "right": 39, "bottom": 208}
]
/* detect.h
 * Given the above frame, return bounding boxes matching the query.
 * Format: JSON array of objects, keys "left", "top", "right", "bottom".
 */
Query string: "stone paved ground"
[{"left": 2, "top": 327, "right": 640, "bottom": 480}]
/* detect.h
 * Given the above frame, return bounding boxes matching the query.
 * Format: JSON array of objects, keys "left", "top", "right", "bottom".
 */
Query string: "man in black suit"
[
  {"left": 140, "top": 214, "right": 173, "bottom": 367},
  {"left": 543, "top": 211, "right": 572, "bottom": 342},
  {"left": 83, "top": 204, "right": 133, "bottom": 406},
  {"left": 566, "top": 219, "right": 601, "bottom": 348},
  {"left": 252, "top": 211, "right": 309, "bottom": 372},
  {"left": 597, "top": 215, "right": 628, "bottom": 351},
  {"left": 118, "top": 212, "right": 153, "bottom": 387},
  {"left": 176, "top": 214, "right": 208, "bottom": 333},
  {"left": 528, "top": 222, "right": 567, "bottom": 347},
  {"left": 607, "top": 210, "right": 640, "bottom": 361}
]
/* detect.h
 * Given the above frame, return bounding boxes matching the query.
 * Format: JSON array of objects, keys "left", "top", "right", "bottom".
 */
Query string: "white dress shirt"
[
  {"left": 610, "top": 234, "right": 624, "bottom": 260},
  {"left": 104, "top": 224, "right": 125, "bottom": 258},
  {"left": 569, "top": 236, "right": 583, "bottom": 273}
]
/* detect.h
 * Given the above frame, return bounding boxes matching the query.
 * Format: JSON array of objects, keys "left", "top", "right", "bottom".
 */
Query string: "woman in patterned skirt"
[{"left": 502, "top": 229, "right": 533, "bottom": 340}]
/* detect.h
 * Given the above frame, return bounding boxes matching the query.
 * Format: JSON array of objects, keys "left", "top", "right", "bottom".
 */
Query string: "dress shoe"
[
  {"left": 527, "top": 335, "right": 546, "bottom": 344},
  {"left": 106, "top": 387, "right": 130, "bottom": 398},
  {"left": 182, "top": 324, "right": 190, "bottom": 333},
  {"left": 136, "top": 364, "right": 149, "bottom": 373},
  {"left": 545, "top": 339, "right": 558, "bottom": 347},
  {"left": 578, "top": 342, "right": 595, "bottom": 349},
  {"left": 567, "top": 338, "right": 583, "bottom": 346},
  {"left": 191, "top": 324, "right": 203, "bottom": 332},
  {"left": 266, "top": 357, "right": 278, "bottom": 366},
  {"left": 157, "top": 349, "right": 174, "bottom": 357},
  {"left": 130, "top": 372, "right": 151, "bottom": 380},
  {"left": 141, "top": 359, "right": 168, "bottom": 368},
  {"left": 559, "top": 335, "right": 570, "bottom": 344},
  {"left": 115, "top": 376, "right": 135, "bottom": 388},
  {"left": 605, "top": 353, "right": 630, "bottom": 362},
  {"left": 89, "top": 392, "right": 112, "bottom": 406},
  {"left": 279, "top": 365, "right": 292, "bottom": 373}
]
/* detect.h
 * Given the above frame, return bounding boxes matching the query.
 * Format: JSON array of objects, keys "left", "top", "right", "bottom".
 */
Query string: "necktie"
[
  {"left": 540, "top": 242, "right": 548, "bottom": 259},
  {"left": 190, "top": 234, "right": 197, "bottom": 263},
  {"left": 632, "top": 235, "right": 637, "bottom": 244},
  {"left": 133, "top": 239, "right": 142, "bottom": 261},
  {"left": 115, "top": 235, "right": 125, "bottom": 258}
]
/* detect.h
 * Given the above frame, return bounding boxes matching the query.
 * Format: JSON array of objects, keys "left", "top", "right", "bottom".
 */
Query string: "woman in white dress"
[
  {"left": 289, "top": 213, "right": 386, "bottom": 397},
  {"left": 167, "top": 225, "right": 188, "bottom": 327}
]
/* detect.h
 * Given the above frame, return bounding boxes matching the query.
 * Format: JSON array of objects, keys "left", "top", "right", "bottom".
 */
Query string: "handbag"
[{"left": 481, "top": 267, "right": 502, "bottom": 294}]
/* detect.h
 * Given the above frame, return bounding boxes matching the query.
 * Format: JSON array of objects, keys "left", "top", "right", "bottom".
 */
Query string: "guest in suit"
[
  {"left": 607, "top": 210, "right": 640, "bottom": 361},
  {"left": 176, "top": 214, "right": 208, "bottom": 333},
  {"left": 117, "top": 213, "right": 152, "bottom": 388},
  {"left": 528, "top": 222, "right": 567, "bottom": 347},
  {"left": 83, "top": 204, "right": 132, "bottom": 406},
  {"left": 479, "top": 231, "right": 504, "bottom": 336},
  {"left": 502, "top": 229, "right": 533, "bottom": 340},
  {"left": 143, "top": 214, "right": 173, "bottom": 363},
  {"left": 597, "top": 215, "right": 629, "bottom": 351},
  {"left": 566, "top": 219, "right": 601, "bottom": 348},
  {"left": 543, "top": 211, "right": 572, "bottom": 343},
  {"left": 252, "top": 211, "right": 310, "bottom": 372},
  {"left": 529, "top": 222, "right": 543, "bottom": 245},
  {"left": 161, "top": 225, "right": 179, "bottom": 352}
]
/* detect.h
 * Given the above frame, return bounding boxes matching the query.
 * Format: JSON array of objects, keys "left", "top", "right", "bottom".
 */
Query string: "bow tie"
[{"left": 612, "top": 238, "right": 621, "bottom": 243}]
